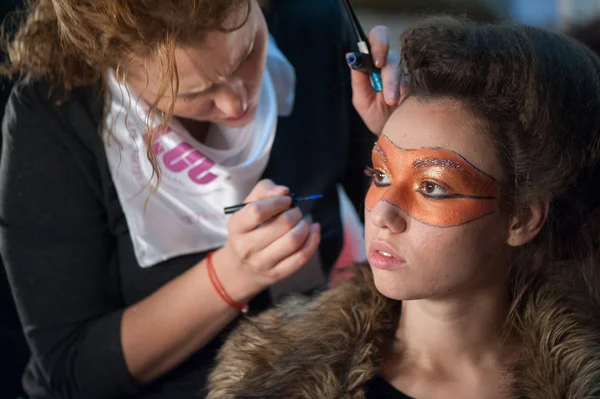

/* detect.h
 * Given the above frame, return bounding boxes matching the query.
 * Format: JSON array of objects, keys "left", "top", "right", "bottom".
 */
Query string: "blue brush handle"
[
  {"left": 370, "top": 70, "right": 383, "bottom": 92},
  {"left": 347, "top": 52, "right": 383, "bottom": 93}
]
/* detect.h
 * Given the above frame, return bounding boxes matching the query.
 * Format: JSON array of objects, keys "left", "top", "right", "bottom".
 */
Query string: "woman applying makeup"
[
  {"left": 0, "top": 0, "right": 399, "bottom": 398},
  {"left": 208, "top": 17, "right": 600, "bottom": 398}
]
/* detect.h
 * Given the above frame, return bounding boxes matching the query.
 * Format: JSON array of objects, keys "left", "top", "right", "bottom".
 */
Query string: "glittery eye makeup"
[{"left": 365, "top": 136, "right": 500, "bottom": 227}]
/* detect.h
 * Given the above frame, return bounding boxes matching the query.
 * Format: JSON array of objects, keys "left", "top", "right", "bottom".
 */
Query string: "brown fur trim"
[
  {"left": 207, "top": 264, "right": 400, "bottom": 399},
  {"left": 207, "top": 263, "right": 600, "bottom": 398},
  {"left": 511, "top": 262, "right": 600, "bottom": 398}
]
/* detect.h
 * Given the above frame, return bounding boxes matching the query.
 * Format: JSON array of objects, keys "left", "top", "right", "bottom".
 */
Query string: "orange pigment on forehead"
[{"left": 365, "top": 136, "right": 500, "bottom": 227}]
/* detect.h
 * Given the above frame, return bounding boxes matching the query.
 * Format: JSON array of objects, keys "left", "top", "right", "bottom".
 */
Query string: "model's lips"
[{"left": 368, "top": 239, "right": 407, "bottom": 270}]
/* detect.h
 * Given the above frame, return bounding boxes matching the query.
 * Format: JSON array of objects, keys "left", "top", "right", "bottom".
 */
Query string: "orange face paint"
[{"left": 365, "top": 136, "right": 500, "bottom": 227}]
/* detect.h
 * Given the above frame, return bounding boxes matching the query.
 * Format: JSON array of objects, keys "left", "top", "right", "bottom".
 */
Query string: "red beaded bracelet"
[{"left": 206, "top": 251, "right": 248, "bottom": 313}]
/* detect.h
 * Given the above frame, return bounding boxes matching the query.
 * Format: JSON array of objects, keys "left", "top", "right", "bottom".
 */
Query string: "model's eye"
[
  {"left": 418, "top": 181, "right": 451, "bottom": 199},
  {"left": 365, "top": 167, "right": 391, "bottom": 187}
]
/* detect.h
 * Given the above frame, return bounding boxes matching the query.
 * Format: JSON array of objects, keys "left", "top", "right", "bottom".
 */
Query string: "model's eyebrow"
[
  {"left": 413, "top": 157, "right": 464, "bottom": 170},
  {"left": 373, "top": 142, "right": 387, "bottom": 161},
  {"left": 176, "top": 39, "right": 255, "bottom": 99}
]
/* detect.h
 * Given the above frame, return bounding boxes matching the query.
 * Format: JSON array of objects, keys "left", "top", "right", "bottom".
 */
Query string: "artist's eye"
[
  {"left": 418, "top": 181, "right": 450, "bottom": 198},
  {"left": 365, "top": 167, "right": 391, "bottom": 187}
]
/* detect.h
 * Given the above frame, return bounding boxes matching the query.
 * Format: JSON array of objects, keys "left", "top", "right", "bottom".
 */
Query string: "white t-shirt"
[{"left": 103, "top": 36, "right": 296, "bottom": 267}]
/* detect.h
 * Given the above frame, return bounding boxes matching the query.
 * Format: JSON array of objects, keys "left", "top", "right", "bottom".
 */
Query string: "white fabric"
[
  {"left": 334, "top": 185, "right": 367, "bottom": 269},
  {"left": 103, "top": 36, "right": 296, "bottom": 267}
]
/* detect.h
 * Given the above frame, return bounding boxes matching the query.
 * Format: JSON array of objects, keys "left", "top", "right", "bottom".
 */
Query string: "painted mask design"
[{"left": 365, "top": 136, "right": 500, "bottom": 227}]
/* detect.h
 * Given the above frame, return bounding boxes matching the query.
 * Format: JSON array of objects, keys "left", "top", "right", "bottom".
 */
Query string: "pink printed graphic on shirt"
[{"left": 143, "top": 128, "right": 218, "bottom": 185}]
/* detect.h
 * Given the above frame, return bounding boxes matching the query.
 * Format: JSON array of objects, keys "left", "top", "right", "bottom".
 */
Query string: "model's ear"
[{"left": 506, "top": 199, "right": 549, "bottom": 247}]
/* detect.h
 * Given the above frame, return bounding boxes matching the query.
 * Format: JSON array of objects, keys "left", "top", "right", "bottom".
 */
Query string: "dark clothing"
[
  {"left": 0, "top": 0, "right": 374, "bottom": 398},
  {"left": 365, "top": 375, "right": 413, "bottom": 399},
  {"left": 0, "top": 263, "right": 29, "bottom": 399},
  {"left": 0, "top": 2, "right": 29, "bottom": 399}
]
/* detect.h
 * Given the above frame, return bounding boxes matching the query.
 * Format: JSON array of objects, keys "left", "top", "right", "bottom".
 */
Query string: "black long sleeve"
[{"left": 0, "top": 80, "right": 138, "bottom": 398}]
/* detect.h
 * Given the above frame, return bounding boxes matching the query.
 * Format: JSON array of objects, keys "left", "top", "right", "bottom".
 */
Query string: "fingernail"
[
  {"left": 376, "top": 55, "right": 388, "bottom": 68},
  {"left": 388, "top": 88, "right": 399, "bottom": 104},
  {"left": 272, "top": 185, "right": 289, "bottom": 194}
]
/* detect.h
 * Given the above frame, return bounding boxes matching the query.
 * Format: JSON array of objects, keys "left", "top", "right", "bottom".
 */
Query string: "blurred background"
[{"left": 355, "top": 0, "right": 600, "bottom": 49}]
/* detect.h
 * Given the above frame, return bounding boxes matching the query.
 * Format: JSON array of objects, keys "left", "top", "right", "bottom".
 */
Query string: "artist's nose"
[
  {"left": 214, "top": 78, "right": 247, "bottom": 119},
  {"left": 368, "top": 193, "right": 408, "bottom": 234}
]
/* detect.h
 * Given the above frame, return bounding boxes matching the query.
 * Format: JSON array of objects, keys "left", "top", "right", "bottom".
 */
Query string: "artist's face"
[
  {"left": 364, "top": 98, "right": 511, "bottom": 301},
  {"left": 127, "top": 0, "right": 268, "bottom": 128}
]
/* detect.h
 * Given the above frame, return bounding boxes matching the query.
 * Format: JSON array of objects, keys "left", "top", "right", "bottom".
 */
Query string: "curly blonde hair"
[{"left": 2, "top": 0, "right": 265, "bottom": 184}]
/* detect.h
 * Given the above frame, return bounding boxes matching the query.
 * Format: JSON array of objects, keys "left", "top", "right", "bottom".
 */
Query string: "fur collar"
[{"left": 207, "top": 263, "right": 600, "bottom": 398}]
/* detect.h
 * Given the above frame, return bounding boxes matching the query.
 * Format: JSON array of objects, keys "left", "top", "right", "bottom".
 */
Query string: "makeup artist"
[{"left": 0, "top": 0, "right": 399, "bottom": 398}]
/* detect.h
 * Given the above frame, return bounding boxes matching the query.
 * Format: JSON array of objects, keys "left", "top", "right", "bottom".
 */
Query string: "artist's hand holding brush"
[
  {"left": 347, "top": 25, "right": 404, "bottom": 135},
  {"left": 119, "top": 178, "right": 320, "bottom": 383},
  {"left": 211, "top": 179, "right": 321, "bottom": 303}
]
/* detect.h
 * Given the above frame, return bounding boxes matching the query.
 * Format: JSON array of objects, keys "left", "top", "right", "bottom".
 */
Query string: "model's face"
[
  {"left": 365, "top": 97, "right": 511, "bottom": 301},
  {"left": 127, "top": 0, "right": 268, "bottom": 128},
  {"left": 366, "top": 137, "right": 499, "bottom": 228}
]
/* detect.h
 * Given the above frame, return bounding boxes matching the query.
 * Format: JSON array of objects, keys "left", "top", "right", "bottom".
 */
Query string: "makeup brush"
[{"left": 223, "top": 194, "right": 324, "bottom": 215}]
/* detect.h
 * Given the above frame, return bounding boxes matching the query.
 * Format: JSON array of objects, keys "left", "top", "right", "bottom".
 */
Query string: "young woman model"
[{"left": 208, "top": 17, "right": 600, "bottom": 399}]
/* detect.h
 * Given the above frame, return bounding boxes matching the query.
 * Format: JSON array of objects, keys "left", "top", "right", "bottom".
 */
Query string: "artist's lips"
[{"left": 368, "top": 239, "right": 407, "bottom": 270}]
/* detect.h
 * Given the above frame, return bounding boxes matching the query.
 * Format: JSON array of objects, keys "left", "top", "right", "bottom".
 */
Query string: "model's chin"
[{"left": 370, "top": 267, "right": 420, "bottom": 301}]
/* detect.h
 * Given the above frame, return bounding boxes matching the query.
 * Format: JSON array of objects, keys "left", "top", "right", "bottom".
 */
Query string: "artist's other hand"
[
  {"left": 213, "top": 179, "right": 321, "bottom": 301},
  {"left": 347, "top": 25, "right": 404, "bottom": 135}
]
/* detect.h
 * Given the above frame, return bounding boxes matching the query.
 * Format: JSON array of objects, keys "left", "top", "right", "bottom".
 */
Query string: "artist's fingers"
[
  {"left": 380, "top": 49, "right": 401, "bottom": 106},
  {"left": 253, "top": 219, "right": 313, "bottom": 273},
  {"left": 267, "top": 223, "right": 321, "bottom": 281},
  {"left": 227, "top": 195, "right": 292, "bottom": 234},
  {"left": 368, "top": 26, "right": 390, "bottom": 68},
  {"left": 241, "top": 207, "right": 304, "bottom": 253},
  {"left": 244, "top": 179, "right": 289, "bottom": 202}
]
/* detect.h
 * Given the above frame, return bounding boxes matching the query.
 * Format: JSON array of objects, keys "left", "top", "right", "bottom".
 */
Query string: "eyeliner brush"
[{"left": 223, "top": 194, "right": 324, "bottom": 215}]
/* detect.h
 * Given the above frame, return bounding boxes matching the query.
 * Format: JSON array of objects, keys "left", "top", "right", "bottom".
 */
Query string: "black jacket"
[{"left": 0, "top": 0, "right": 374, "bottom": 398}]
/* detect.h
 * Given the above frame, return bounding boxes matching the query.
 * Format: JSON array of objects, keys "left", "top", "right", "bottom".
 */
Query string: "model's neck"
[{"left": 395, "top": 282, "right": 513, "bottom": 372}]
